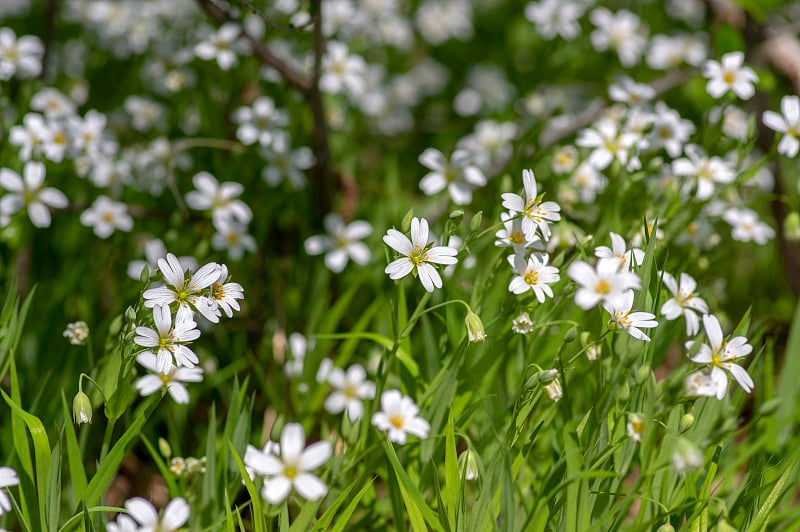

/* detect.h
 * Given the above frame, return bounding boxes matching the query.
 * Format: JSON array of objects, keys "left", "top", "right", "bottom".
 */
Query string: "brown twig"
[
  {"left": 40, "top": 0, "right": 58, "bottom": 82},
  {"left": 308, "top": 0, "right": 333, "bottom": 217}
]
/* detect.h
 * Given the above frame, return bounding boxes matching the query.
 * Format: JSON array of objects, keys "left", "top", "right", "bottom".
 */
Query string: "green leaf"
[
  {"left": 61, "top": 393, "right": 87, "bottom": 506},
  {"left": 444, "top": 411, "right": 459, "bottom": 532},
  {"left": 228, "top": 439, "right": 267, "bottom": 532},
  {"left": 383, "top": 441, "right": 442, "bottom": 532},
  {"left": 329, "top": 481, "right": 373, "bottom": 532},
  {"left": 745, "top": 454, "right": 800, "bottom": 532}
]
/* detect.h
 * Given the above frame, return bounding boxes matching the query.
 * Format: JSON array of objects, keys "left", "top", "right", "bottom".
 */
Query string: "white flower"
[
  {"left": 589, "top": 8, "right": 647, "bottom": 67},
  {"left": 684, "top": 370, "right": 719, "bottom": 397},
  {"left": 512, "top": 312, "right": 535, "bottom": 334},
  {"left": 649, "top": 102, "right": 695, "bottom": 158},
  {"left": 135, "top": 304, "right": 201, "bottom": 373},
  {"left": 703, "top": 51, "right": 758, "bottom": 100},
  {"left": 603, "top": 290, "right": 658, "bottom": 342},
  {"left": 383, "top": 217, "right": 458, "bottom": 292},
  {"left": 244, "top": 423, "right": 332, "bottom": 504},
  {"left": 609, "top": 77, "right": 655, "bottom": 106},
  {"left": 233, "top": 96, "right": 288, "bottom": 147},
  {"left": 594, "top": 232, "right": 644, "bottom": 271},
  {"left": 688, "top": 314, "right": 754, "bottom": 399},
  {"left": 672, "top": 438, "right": 703, "bottom": 474},
  {"left": 722, "top": 207, "right": 774, "bottom": 244},
  {"left": 541, "top": 371, "right": 563, "bottom": 402},
  {"left": 0, "top": 467, "right": 19, "bottom": 515},
  {"left": 127, "top": 239, "right": 197, "bottom": 281},
  {"left": 501, "top": 169, "right": 561, "bottom": 241},
  {"left": 567, "top": 257, "right": 642, "bottom": 310},
  {"left": 0, "top": 161, "right": 68, "bottom": 228},
  {"left": 194, "top": 23, "right": 246, "bottom": 70},
  {"left": 124, "top": 96, "right": 165, "bottom": 132},
  {"left": 209, "top": 264, "right": 245, "bottom": 318},
  {"left": 455, "top": 120, "right": 517, "bottom": 173},
  {"left": 508, "top": 254, "right": 560, "bottom": 302},
  {"left": 79, "top": 195, "right": 133, "bottom": 238},
  {"left": 495, "top": 212, "right": 543, "bottom": 256},
  {"left": 372, "top": 389, "right": 430, "bottom": 444},
  {"left": 142, "top": 253, "right": 221, "bottom": 323},
  {"left": 63, "top": 321, "right": 90, "bottom": 345},
  {"left": 627, "top": 414, "right": 644, "bottom": 442},
  {"left": 576, "top": 119, "right": 640, "bottom": 170},
  {"left": 134, "top": 352, "right": 204, "bottom": 404},
  {"left": 570, "top": 163, "right": 607, "bottom": 203},
  {"left": 320, "top": 41, "right": 367, "bottom": 96},
  {"left": 186, "top": 172, "right": 253, "bottom": 226},
  {"left": 418, "top": 148, "right": 486, "bottom": 205},
  {"left": 660, "top": 272, "right": 708, "bottom": 336},
  {"left": 211, "top": 218, "right": 257, "bottom": 261},
  {"left": 762, "top": 95, "right": 800, "bottom": 157},
  {"left": 9, "top": 113, "right": 51, "bottom": 161},
  {"left": 261, "top": 140, "right": 314, "bottom": 188},
  {"left": 72, "top": 110, "right": 108, "bottom": 156},
  {"left": 324, "top": 364, "right": 376, "bottom": 421},
  {"left": 284, "top": 332, "right": 311, "bottom": 379},
  {"left": 525, "top": 0, "right": 585, "bottom": 41},
  {"left": 112, "top": 497, "right": 190, "bottom": 532},
  {"left": 31, "top": 88, "right": 76, "bottom": 119},
  {"left": 304, "top": 213, "right": 372, "bottom": 273},
  {"left": 0, "top": 28, "right": 43, "bottom": 80},
  {"left": 672, "top": 145, "right": 734, "bottom": 200}
]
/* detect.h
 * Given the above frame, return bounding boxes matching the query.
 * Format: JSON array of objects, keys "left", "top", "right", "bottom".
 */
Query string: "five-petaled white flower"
[
  {"left": 603, "top": 289, "right": 658, "bottom": 341},
  {"left": 372, "top": 389, "right": 430, "bottom": 445},
  {"left": 687, "top": 314, "right": 754, "bottom": 399},
  {"left": 134, "top": 352, "right": 204, "bottom": 404},
  {"left": 0, "top": 28, "right": 43, "bottom": 80},
  {"left": 723, "top": 207, "right": 775, "bottom": 245},
  {"left": 672, "top": 145, "right": 734, "bottom": 200},
  {"left": 762, "top": 95, "right": 800, "bottom": 157},
  {"left": 109, "top": 497, "right": 190, "bottom": 532},
  {"left": 0, "top": 161, "right": 68, "bottom": 228},
  {"left": 244, "top": 423, "right": 332, "bottom": 504},
  {"left": 567, "top": 257, "right": 642, "bottom": 310},
  {"left": 576, "top": 119, "right": 640, "bottom": 171},
  {"left": 233, "top": 96, "right": 289, "bottom": 147},
  {"left": 383, "top": 217, "right": 458, "bottom": 292},
  {"left": 135, "top": 304, "right": 201, "bottom": 373},
  {"left": 594, "top": 232, "right": 644, "bottom": 271},
  {"left": 508, "top": 253, "right": 560, "bottom": 302},
  {"left": 660, "top": 272, "right": 708, "bottom": 336},
  {"left": 323, "top": 364, "right": 376, "bottom": 421},
  {"left": 209, "top": 264, "right": 245, "bottom": 318},
  {"left": 703, "top": 51, "right": 758, "bottom": 100},
  {"left": 186, "top": 171, "right": 253, "bottom": 227},
  {"left": 418, "top": 148, "right": 487, "bottom": 206},
  {"left": 194, "top": 22, "right": 247, "bottom": 70},
  {"left": 79, "top": 195, "right": 133, "bottom": 238},
  {"left": 143, "top": 253, "right": 222, "bottom": 323},
  {"left": 501, "top": 169, "right": 561, "bottom": 241},
  {"left": 304, "top": 213, "right": 373, "bottom": 273},
  {"left": 0, "top": 467, "right": 19, "bottom": 516}
]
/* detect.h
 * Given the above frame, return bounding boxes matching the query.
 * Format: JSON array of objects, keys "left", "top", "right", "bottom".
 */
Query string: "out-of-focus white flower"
[
  {"left": 551, "top": 146, "right": 579, "bottom": 175},
  {"left": 261, "top": 139, "right": 315, "bottom": 188},
  {"left": 233, "top": 96, "right": 288, "bottom": 147},
  {"left": 703, "top": 52, "right": 758, "bottom": 100},
  {"left": 594, "top": 232, "right": 644, "bottom": 271},
  {"left": 723, "top": 207, "right": 775, "bottom": 244},
  {"left": 79, "top": 195, "right": 133, "bottom": 238},
  {"left": 244, "top": 423, "right": 332, "bottom": 504},
  {"left": 320, "top": 41, "right": 367, "bottom": 96},
  {"left": 763, "top": 95, "right": 800, "bottom": 157},
  {"left": 576, "top": 119, "right": 640, "bottom": 170},
  {"left": 323, "top": 364, "right": 376, "bottom": 421},
  {"left": 31, "top": 88, "right": 76, "bottom": 119},
  {"left": 609, "top": 77, "right": 655, "bottom": 106},
  {"left": 0, "top": 161, "right": 68, "bottom": 228},
  {"left": 109, "top": 497, "right": 190, "bottom": 532},
  {"left": 305, "top": 213, "right": 372, "bottom": 273},
  {"left": 672, "top": 145, "right": 734, "bottom": 199},
  {"left": 372, "top": 389, "right": 430, "bottom": 444},
  {"left": 672, "top": 438, "right": 703, "bottom": 474},
  {"left": 415, "top": 0, "right": 473, "bottom": 45},
  {"left": 9, "top": 113, "right": 51, "bottom": 161},
  {"left": 64, "top": 321, "right": 90, "bottom": 345},
  {"left": 627, "top": 414, "right": 644, "bottom": 442},
  {"left": 418, "top": 148, "right": 486, "bottom": 205},
  {"left": 0, "top": 467, "right": 19, "bottom": 516},
  {"left": 589, "top": 8, "right": 647, "bottom": 67},
  {"left": 186, "top": 172, "right": 252, "bottom": 226},
  {"left": 525, "top": 0, "right": 586, "bottom": 41},
  {"left": 194, "top": 23, "right": 247, "bottom": 70},
  {"left": 211, "top": 218, "right": 257, "bottom": 261},
  {"left": 512, "top": 312, "right": 535, "bottom": 334},
  {"left": 570, "top": 163, "right": 607, "bottom": 203},
  {"left": 0, "top": 28, "right": 43, "bottom": 80},
  {"left": 124, "top": 96, "right": 165, "bottom": 132}
]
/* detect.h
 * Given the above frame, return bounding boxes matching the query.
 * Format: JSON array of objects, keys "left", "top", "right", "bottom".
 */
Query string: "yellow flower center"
[
  {"left": 631, "top": 419, "right": 644, "bottom": 434},
  {"left": 595, "top": 280, "right": 611, "bottom": 295},
  {"left": 284, "top": 465, "right": 298, "bottom": 479},
  {"left": 524, "top": 270, "right": 539, "bottom": 285},
  {"left": 101, "top": 212, "right": 115, "bottom": 223},
  {"left": 389, "top": 414, "right": 405, "bottom": 429},
  {"left": 409, "top": 245, "right": 428, "bottom": 266},
  {"left": 722, "top": 70, "right": 735, "bottom": 84},
  {"left": 509, "top": 231, "right": 525, "bottom": 245},
  {"left": 343, "top": 383, "right": 358, "bottom": 399}
]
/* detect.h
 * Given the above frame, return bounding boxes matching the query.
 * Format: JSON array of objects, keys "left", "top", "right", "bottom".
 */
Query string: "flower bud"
[
  {"left": 679, "top": 413, "right": 695, "bottom": 433},
  {"left": 449, "top": 209, "right": 464, "bottom": 223},
  {"left": 543, "top": 379, "right": 563, "bottom": 402},
  {"left": 159, "top": 437, "right": 172, "bottom": 459},
  {"left": 634, "top": 364, "right": 651, "bottom": 385},
  {"left": 464, "top": 311, "right": 486, "bottom": 343},
  {"left": 72, "top": 391, "right": 92, "bottom": 425},
  {"left": 656, "top": 525, "right": 675, "bottom": 532},
  {"left": 585, "top": 344, "right": 601, "bottom": 361},
  {"left": 470, "top": 211, "right": 482, "bottom": 232},
  {"left": 401, "top": 208, "right": 414, "bottom": 233},
  {"left": 758, "top": 398, "right": 781, "bottom": 416},
  {"left": 563, "top": 327, "right": 577, "bottom": 343},
  {"left": 458, "top": 450, "right": 479, "bottom": 481},
  {"left": 538, "top": 369, "right": 559, "bottom": 383},
  {"left": 617, "top": 380, "right": 630, "bottom": 402}
]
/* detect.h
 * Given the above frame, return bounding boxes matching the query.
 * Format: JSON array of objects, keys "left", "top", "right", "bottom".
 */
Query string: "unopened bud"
[
  {"left": 679, "top": 413, "right": 695, "bottom": 433},
  {"left": 538, "top": 369, "right": 559, "bottom": 383},
  {"left": 72, "top": 391, "right": 92, "bottom": 425},
  {"left": 758, "top": 398, "right": 781, "bottom": 416},
  {"left": 464, "top": 311, "right": 486, "bottom": 343},
  {"left": 458, "top": 450, "right": 479, "bottom": 481},
  {"left": 543, "top": 379, "right": 563, "bottom": 402},
  {"left": 470, "top": 211, "right": 483, "bottom": 232},
  {"left": 656, "top": 525, "right": 675, "bottom": 532},
  {"left": 159, "top": 437, "right": 172, "bottom": 459},
  {"left": 401, "top": 208, "right": 414, "bottom": 233},
  {"left": 125, "top": 306, "right": 137, "bottom": 322},
  {"left": 617, "top": 380, "right": 630, "bottom": 402},
  {"left": 634, "top": 364, "right": 651, "bottom": 385},
  {"left": 563, "top": 327, "right": 577, "bottom": 343},
  {"left": 449, "top": 209, "right": 464, "bottom": 223}
]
